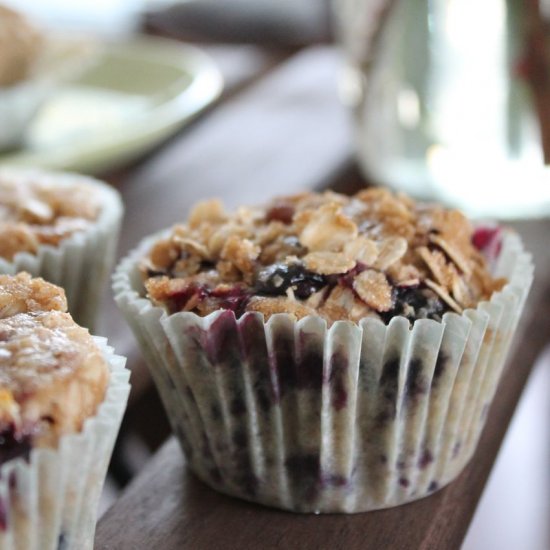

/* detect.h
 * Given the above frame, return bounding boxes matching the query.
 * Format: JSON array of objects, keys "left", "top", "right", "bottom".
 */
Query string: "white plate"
[{"left": 0, "top": 36, "right": 223, "bottom": 174}]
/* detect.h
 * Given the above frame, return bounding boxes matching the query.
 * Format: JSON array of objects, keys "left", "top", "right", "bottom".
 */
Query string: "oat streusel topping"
[
  {"left": 142, "top": 190, "right": 506, "bottom": 324},
  {"left": 0, "top": 176, "right": 101, "bottom": 260},
  {"left": 0, "top": 273, "right": 109, "bottom": 458}
]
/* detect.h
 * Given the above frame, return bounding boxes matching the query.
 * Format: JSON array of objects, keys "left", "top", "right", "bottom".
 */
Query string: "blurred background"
[{"left": 1, "top": 1, "right": 549, "bottom": 548}]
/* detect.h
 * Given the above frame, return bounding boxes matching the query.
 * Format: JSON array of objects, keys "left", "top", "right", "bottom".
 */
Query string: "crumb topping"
[
  {"left": 141, "top": 189, "right": 507, "bottom": 324},
  {"left": 0, "top": 176, "right": 101, "bottom": 260},
  {"left": 0, "top": 5, "right": 42, "bottom": 87},
  {"left": 0, "top": 273, "right": 109, "bottom": 457}
]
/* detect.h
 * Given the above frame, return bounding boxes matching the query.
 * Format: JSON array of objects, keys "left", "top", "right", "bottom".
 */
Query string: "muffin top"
[
  {"left": 0, "top": 5, "right": 42, "bottom": 87},
  {"left": 141, "top": 189, "right": 506, "bottom": 324},
  {"left": 0, "top": 273, "right": 109, "bottom": 463},
  {"left": 0, "top": 175, "right": 102, "bottom": 261}
]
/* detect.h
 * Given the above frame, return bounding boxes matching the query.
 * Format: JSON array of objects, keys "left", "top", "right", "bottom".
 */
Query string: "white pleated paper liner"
[
  {"left": 0, "top": 169, "right": 123, "bottom": 331},
  {"left": 0, "top": 338, "right": 130, "bottom": 550},
  {"left": 113, "top": 231, "right": 532, "bottom": 513}
]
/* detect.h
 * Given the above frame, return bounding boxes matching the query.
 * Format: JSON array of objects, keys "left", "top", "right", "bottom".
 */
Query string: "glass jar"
[{"left": 336, "top": 0, "right": 550, "bottom": 218}]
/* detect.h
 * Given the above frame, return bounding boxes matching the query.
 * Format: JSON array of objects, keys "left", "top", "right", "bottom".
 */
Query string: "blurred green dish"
[{"left": 0, "top": 36, "right": 223, "bottom": 174}]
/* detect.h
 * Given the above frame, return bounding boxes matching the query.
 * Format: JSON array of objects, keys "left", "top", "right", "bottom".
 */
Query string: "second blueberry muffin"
[{"left": 0, "top": 168, "right": 123, "bottom": 329}]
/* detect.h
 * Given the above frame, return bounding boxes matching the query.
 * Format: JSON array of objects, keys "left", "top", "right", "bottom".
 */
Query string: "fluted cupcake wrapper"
[
  {"left": 113, "top": 231, "right": 532, "bottom": 513},
  {"left": 0, "top": 338, "right": 130, "bottom": 550},
  {"left": 0, "top": 169, "right": 123, "bottom": 330}
]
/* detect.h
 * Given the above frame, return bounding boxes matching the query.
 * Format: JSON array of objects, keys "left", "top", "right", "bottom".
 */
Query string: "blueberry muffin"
[
  {"left": 114, "top": 189, "right": 532, "bottom": 513},
  {"left": 0, "top": 169, "right": 123, "bottom": 329},
  {"left": 0, "top": 273, "right": 130, "bottom": 549}
]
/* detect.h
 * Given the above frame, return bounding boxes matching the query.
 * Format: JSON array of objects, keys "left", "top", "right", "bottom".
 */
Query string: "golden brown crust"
[
  {"left": 0, "top": 272, "right": 67, "bottom": 318},
  {"left": 0, "top": 273, "right": 109, "bottom": 450},
  {"left": 0, "top": 176, "right": 101, "bottom": 260},
  {"left": 142, "top": 189, "right": 506, "bottom": 324}
]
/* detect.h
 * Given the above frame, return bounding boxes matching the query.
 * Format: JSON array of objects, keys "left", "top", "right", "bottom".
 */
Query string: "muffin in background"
[
  {"left": 0, "top": 168, "right": 123, "bottom": 330},
  {"left": 114, "top": 189, "right": 532, "bottom": 513},
  {"left": 0, "top": 5, "right": 42, "bottom": 87},
  {"left": 0, "top": 272, "right": 130, "bottom": 549},
  {"left": 0, "top": 4, "right": 95, "bottom": 150}
]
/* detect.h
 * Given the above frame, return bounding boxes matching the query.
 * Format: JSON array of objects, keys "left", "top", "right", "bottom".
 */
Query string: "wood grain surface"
[{"left": 95, "top": 44, "right": 550, "bottom": 549}]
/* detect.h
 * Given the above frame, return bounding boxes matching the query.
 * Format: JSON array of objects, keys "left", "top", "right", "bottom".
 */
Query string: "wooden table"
[{"left": 94, "top": 43, "right": 550, "bottom": 549}]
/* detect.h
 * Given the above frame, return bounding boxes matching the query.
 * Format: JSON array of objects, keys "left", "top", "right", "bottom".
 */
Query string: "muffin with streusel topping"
[
  {"left": 114, "top": 188, "right": 532, "bottom": 513},
  {"left": 0, "top": 272, "right": 129, "bottom": 549},
  {"left": 0, "top": 168, "right": 123, "bottom": 329}
]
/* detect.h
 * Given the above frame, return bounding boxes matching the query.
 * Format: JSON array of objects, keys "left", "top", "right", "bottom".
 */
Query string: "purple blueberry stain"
[
  {"left": 270, "top": 330, "right": 296, "bottom": 398},
  {"left": 210, "top": 402, "right": 221, "bottom": 421},
  {"left": 7, "top": 471, "right": 17, "bottom": 492},
  {"left": 321, "top": 472, "right": 348, "bottom": 488},
  {"left": 231, "top": 428, "right": 248, "bottom": 448},
  {"left": 327, "top": 349, "right": 348, "bottom": 411},
  {"left": 238, "top": 313, "right": 266, "bottom": 356},
  {"left": 418, "top": 448, "right": 434, "bottom": 469},
  {"left": 285, "top": 453, "right": 321, "bottom": 502},
  {"left": 229, "top": 396, "right": 246, "bottom": 416},
  {"left": 205, "top": 311, "right": 241, "bottom": 366},
  {"left": 405, "top": 358, "right": 428, "bottom": 398},
  {"left": 285, "top": 453, "right": 320, "bottom": 479},
  {"left": 380, "top": 356, "right": 400, "bottom": 389},
  {"left": 428, "top": 480, "right": 439, "bottom": 492},
  {"left": 239, "top": 314, "right": 276, "bottom": 413},
  {"left": 452, "top": 441, "right": 462, "bottom": 459},
  {"left": 432, "top": 352, "right": 449, "bottom": 384},
  {"left": 376, "top": 357, "right": 400, "bottom": 424},
  {"left": 399, "top": 477, "right": 410, "bottom": 488},
  {"left": 296, "top": 335, "right": 324, "bottom": 392},
  {"left": 0, "top": 497, "right": 6, "bottom": 531},
  {"left": 0, "top": 426, "right": 32, "bottom": 466},
  {"left": 254, "top": 386, "right": 272, "bottom": 414}
]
